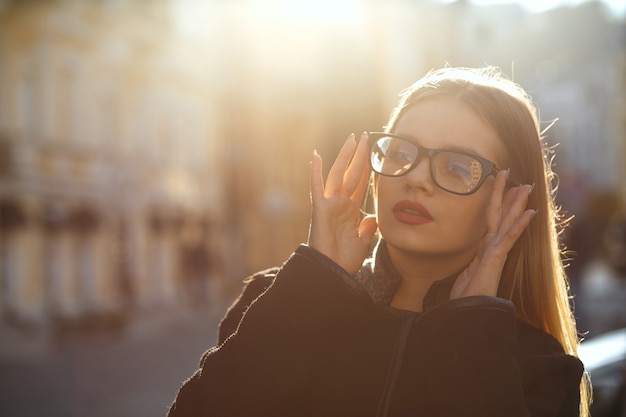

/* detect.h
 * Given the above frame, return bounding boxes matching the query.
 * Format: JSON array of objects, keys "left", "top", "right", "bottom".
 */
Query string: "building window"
[
  {"left": 56, "top": 64, "right": 78, "bottom": 143},
  {"left": 0, "top": 232, "right": 19, "bottom": 316},
  {"left": 76, "top": 236, "right": 97, "bottom": 312},
  {"left": 43, "top": 232, "right": 62, "bottom": 314},
  {"left": 17, "top": 64, "right": 40, "bottom": 135}
]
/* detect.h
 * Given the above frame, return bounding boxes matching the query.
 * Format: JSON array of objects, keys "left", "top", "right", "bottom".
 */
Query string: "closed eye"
[
  {"left": 388, "top": 149, "right": 414, "bottom": 164},
  {"left": 447, "top": 162, "right": 470, "bottom": 181}
]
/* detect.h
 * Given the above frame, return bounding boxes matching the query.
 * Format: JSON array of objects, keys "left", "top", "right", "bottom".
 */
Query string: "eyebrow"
[
  {"left": 438, "top": 142, "right": 482, "bottom": 155},
  {"left": 394, "top": 132, "right": 483, "bottom": 157}
]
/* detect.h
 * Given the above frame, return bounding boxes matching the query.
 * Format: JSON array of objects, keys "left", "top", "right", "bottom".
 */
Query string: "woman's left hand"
[{"left": 450, "top": 170, "right": 537, "bottom": 299}]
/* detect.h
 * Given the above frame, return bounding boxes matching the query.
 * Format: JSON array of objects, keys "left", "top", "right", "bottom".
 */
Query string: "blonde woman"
[{"left": 168, "top": 67, "right": 588, "bottom": 417}]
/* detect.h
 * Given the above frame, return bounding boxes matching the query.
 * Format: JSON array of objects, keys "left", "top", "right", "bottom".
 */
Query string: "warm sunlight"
[
  {"left": 464, "top": 0, "right": 625, "bottom": 14},
  {"left": 1, "top": 1, "right": 625, "bottom": 415}
]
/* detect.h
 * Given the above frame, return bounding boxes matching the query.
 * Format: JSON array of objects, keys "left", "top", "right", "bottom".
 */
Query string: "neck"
[{"left": 386, "top": 244, "right": 471, "bottom": 312}]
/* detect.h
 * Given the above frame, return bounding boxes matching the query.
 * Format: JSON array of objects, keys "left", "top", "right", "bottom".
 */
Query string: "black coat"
[{"left": 168, "top": 245, "right": 584, "bottom": 417}]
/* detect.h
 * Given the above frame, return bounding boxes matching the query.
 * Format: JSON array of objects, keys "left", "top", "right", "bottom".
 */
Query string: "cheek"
[
  {"left": 455, "top": 192, "right": 491, "bottom": 238},
  {"left": 374, "top": 178, "right": 390, "bottom": 211}
]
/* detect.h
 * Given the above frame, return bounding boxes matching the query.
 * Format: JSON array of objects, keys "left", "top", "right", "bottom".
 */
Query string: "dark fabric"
[
  {"left": 168, "top": 245, "right": 583, "bottom": 417},
  {"left": 216, "top": 267, "right": 278, "bottom": 345},
  {"left": 354, "top": 240, "right": 403, "bottom": 305}
]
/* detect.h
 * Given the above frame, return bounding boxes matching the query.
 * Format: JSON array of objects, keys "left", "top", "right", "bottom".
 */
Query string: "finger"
[
  {"left": 352, "top": 163, "right": 372, "bottom": 209},
  {"left": 342, "top": 133, "right": 370, "bottom": 197},
  {"left": 499, "top": 184, "right": 533, "bottom": 235},
  {"left": 310, "top": 150, "right": 324, "bottom": 205},
  {"left": 485, "top": 169, "right": 509, "bottom": 233},
  {"left": 350, "top": 138, "right": 373, "bottom": 206},
  {"left": 496, "top": 208, "right": 537, "bottom": 252},
  {"left": 501, "top": 184, "right": 519, "bottom": 214},
  {"left": 326, "top": 134, "right": 356, "bottom": 196}
]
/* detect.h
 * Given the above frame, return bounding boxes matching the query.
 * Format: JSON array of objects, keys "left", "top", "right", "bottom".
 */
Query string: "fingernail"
[
  {"left": 348, "top": 133, "right": 355, "bottom": 141},
  {"left": 528, "top": 183, "right": 536, "bottom": 194},
  {"left": 505, "top": 169, "right": 511, "bottom": 179}
]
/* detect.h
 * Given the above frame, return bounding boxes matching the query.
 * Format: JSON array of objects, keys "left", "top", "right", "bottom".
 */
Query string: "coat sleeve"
[
  {"left": 166, "top": 245, "right": 374, "bottom": 417},
  {"left": 388, "top": 296, "right": 584, "bottom": 417}
]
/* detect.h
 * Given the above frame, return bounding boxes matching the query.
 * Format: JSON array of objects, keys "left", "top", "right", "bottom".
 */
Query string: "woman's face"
[{"left": 376, "top": 95, "right": 507, "bottom": 267}]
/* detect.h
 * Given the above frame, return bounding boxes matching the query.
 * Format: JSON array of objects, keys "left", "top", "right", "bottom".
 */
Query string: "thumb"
[{"left": 358, "top": 215, "right": 378, "bottom": 244}]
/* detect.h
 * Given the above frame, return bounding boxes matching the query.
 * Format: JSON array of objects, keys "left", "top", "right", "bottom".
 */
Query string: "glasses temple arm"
[{"left": 492, "top": 167, "right": 521, "bottom": 189}]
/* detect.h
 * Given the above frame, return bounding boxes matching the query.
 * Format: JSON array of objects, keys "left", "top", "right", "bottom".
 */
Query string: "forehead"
[{"left": 393, "top": 96, "right": 506, "bottom": 165}]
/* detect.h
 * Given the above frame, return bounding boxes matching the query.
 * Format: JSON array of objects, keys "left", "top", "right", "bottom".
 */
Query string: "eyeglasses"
[{"left": 369, "top": 132, "right": 508, "bottom": 195}]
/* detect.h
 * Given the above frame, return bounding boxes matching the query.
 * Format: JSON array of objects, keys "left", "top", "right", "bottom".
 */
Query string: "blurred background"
[{"left": 0, "top": 0, "right": 625, "bottom": 416}]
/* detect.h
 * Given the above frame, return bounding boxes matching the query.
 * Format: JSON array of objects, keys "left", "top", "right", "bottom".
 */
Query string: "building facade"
[{"left": 0, "top": 1, "right": 222, "bottom": 329}]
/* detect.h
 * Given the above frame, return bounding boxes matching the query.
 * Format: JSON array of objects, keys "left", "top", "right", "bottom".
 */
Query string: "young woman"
[{"left": 167, "top": 67, "right": 589, "bottom": 417}]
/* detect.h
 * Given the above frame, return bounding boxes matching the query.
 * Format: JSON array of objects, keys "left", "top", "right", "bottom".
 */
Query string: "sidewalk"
[
  {"left": 0, "top": 302, "right": 225, "bottom": 362},
  {"left": 0, "top": 321, "right": 52, "bottom": 361},
  {"left": 0, "top": 303, "right": 223, "bottom": 417},
  {"left": 125, "top": 303, "right": 223, "bottom": 342}
]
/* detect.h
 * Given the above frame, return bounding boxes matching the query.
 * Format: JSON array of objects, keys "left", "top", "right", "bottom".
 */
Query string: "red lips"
[{"left": 392, "top": 200, "right": 433, "bottom": 225}]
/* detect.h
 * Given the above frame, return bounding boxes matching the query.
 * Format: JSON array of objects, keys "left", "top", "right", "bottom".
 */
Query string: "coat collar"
[{"left": 354, "top": 240, "right": 459, "bottom": 312}]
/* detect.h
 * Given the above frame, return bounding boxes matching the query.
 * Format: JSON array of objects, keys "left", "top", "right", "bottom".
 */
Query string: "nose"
[{"left": 404, "top": 155, "right": 435, "bottom": 194}]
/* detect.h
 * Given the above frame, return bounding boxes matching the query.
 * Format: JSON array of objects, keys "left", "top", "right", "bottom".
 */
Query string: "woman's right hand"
[{"left": 308, "top": 132, "right": 379, "bottom": 275}]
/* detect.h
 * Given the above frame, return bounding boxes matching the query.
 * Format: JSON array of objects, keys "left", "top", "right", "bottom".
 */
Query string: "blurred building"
[
  {"left": 0, "top": 1, "right": 222, "bottom": 329},
  {"left": 440, "top": 0, "right": 625, "bottom": 197},
  {"left": 0, "top": 0, "right": 388, "bottom": 331}
]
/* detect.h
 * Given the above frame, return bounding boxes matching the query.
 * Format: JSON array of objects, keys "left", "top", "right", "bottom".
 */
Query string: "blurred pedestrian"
[
  {"left": 179, "top": 240, "right": 212, "bottom": 308},
  {"left": 168, "top": 67, "right": 588, "bottom": 417},
  {"left": 566, "top": 190, "right": 623, "bottom": 336}
]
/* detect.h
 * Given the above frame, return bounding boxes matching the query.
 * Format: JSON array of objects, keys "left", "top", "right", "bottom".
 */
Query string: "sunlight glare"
[
  {"left": 464, "top": 0, "right": 625, "bottom": 15},
  {"left": 248, "top": 0, "right": 363, "bottom": 28},
  {"left": 282, "top": 0, "right": 362, "bottom": 25}
]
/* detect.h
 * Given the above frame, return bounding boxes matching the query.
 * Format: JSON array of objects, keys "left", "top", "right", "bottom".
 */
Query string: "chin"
[
  {"left": 383, "top": 229, "right": 480, "bottom": 260},
  {"left": 382, "top": 231, "right": 436, "bottom": 254}
]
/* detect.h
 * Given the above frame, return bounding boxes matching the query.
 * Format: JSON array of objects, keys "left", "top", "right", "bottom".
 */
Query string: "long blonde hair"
[{"left": 383, "top": 66, "right": 589, "bottom": 416}]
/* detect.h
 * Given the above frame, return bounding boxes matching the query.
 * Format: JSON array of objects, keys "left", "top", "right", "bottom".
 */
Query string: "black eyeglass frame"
[{"left": 368, "top": 132, "right": 511, "bottom": 196}]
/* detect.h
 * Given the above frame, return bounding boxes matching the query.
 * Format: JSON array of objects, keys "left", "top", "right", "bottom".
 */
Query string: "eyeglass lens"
[{"left": 371, "top": 136, "right": 485, "bottom": 194}]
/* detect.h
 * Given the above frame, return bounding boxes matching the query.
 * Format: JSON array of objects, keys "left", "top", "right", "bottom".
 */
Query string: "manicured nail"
[{"left": 528, "top": 183, "right": 536, "bottom": 194}]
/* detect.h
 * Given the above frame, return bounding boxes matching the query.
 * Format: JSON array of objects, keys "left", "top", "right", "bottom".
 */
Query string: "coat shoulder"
[{"left": 217, "top": 267, "right": 279, "bottom": 344}]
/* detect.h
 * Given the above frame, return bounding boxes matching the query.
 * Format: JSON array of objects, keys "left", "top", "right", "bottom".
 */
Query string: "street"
[{"left": 0, "top": 305, "right": 223, "bottom": 417}]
